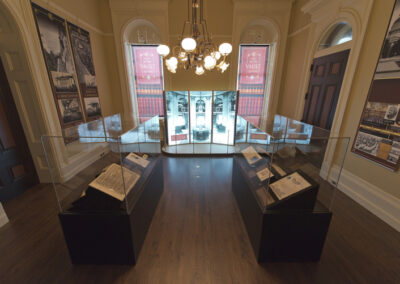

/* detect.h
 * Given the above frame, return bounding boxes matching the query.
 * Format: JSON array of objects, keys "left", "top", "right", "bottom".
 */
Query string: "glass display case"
[
  {"left": 41, "top": 114, "right": 163, "bottom": 264},
  {"left": 232, "top": 115, "right": 350, "bottom": 261}
]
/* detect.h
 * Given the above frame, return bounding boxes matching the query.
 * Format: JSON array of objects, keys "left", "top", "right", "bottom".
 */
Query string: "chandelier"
[{"left": 157, "top": 0, "right": 232, "bottom": 75}]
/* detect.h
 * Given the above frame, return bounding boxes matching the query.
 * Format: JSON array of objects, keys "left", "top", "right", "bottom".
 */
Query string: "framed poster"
[
  {"left": 68, "top": 22, "right": 102, "bottom": 120},
  {"left": 352, "top": 0, "right": 400, "bottom": 170},
  {"left": 32, "top": 3, "right": 84, "bottom": 130}
]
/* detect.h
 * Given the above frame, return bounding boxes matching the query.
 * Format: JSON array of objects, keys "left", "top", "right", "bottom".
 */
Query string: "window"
[
  {"left": 237, "top": 45, "right": 269, "bottom": 126},
  {"left": 318, "top": 22, "right": 352, "bottom": 50},
  {"left": 131, "top": 45, "right": 164, "bottom": 123}
]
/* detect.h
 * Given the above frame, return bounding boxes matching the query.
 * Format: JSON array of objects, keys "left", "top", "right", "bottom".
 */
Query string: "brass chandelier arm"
[{"left": 158, "top": 0, "right": 232, "bottom": 75}]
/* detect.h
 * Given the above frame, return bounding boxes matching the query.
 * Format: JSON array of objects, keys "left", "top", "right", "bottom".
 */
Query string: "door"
[
  {"left": 302, "top": 49, "right": 350, "bottom": 130},
  {"left": 0, "top": 58, "right": 38, "bottom": 202}
]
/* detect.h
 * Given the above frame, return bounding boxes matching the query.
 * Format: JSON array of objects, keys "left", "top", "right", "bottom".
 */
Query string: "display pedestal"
[
  {"left": 232, "top": 159, "right": 331, "bottom": 262},
  {"left": 59, "top": 159, "right": 163, "bottom": 265}
]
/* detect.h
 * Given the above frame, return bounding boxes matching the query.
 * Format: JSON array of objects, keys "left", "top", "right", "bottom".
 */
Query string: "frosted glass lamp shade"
[
  {"left": 167, "top": 56, "right": 178, "bottom": 66},
  {"left": 204, "top": 55, "right": 216, "bottom": 70},
  {"left": 195, "top": 66, "right": 205, "bottom": 75},
  {"left": 219, "top": 43, "right": 232, "bottom": 55},
  {"left": 181, "top": 38, "right": 197, "bottom": 52},
  {"left": 157, "top": 45, "right": 170, "bottom": 57},
  {"left": 212, "top": 51, "right": 221, "bottom": 60}
]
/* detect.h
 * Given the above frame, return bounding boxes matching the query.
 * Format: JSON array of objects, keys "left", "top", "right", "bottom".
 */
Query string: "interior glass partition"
[
  {"left": 212, "top": 91, "right": 237, "bottom": 145},
  {"left": 165, "top": 91, "right": 190, "bottom": 145},
  {"left": 190, "top": 91, "right": 212, "bottom": 143}
]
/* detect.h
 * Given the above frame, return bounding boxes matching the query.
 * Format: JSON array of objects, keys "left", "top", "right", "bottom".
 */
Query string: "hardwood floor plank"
[{"left": 0, "top": 157, "right": 399, "bottom": 284}]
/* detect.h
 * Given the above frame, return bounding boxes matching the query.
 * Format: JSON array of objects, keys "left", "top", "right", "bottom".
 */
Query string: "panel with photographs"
[
  {"left": 68, "top": 22, "right": 102, "bottom": 120},
  {"left": 32, "top": 3, "right": 103, "bottom": 142},
  {"left": 352, "top": 0, "right": 400, "bottom": 170},
  {"left": 32, "top": 3, "right": 83, "bottom": 130}
]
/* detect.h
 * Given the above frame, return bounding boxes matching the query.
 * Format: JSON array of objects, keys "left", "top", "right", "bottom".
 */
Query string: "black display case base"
[
  {"left": 232, "top": 159, "right": 332, "bottom": 262},
  {"left": 59, "top": 160, "right": 163, "bottom": 265}
]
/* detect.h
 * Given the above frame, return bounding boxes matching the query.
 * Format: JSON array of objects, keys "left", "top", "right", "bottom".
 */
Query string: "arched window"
[
  {"left": 130, "top": 45, "right": 164, "bottom": 123},
  {"left": 237, "top": 44, "right": 269, "bottom": 126},
  {"left": 237, "top": 19, "right": 278, "bottom": 128},
  {"left": 123, "top": 19, "right": 164, "bottom": 123},
  {"left": 318, "top": 22, "right": 352, "bottom": 50}
]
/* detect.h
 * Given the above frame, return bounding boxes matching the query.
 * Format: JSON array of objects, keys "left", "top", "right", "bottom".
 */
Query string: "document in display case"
[
  {"left": 89, "top": 163, "right": 140, "bottom": 201},
  {"left": 41, "top": 114, "right": 163, "bottom": 265},
  {"left": 269, "top": 171, "right": 311, "bottom": 200},
  {"left": 232, "top": 115, "right": 350, "bottom": 262}
]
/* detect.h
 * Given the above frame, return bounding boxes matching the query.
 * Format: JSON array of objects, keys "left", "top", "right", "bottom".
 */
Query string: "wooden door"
[
  {"left": 302, "top": 49, "right": 350, "bottom": 130},
  {"left": 0, "top": 58, "right": 38, "bottom": 202}
]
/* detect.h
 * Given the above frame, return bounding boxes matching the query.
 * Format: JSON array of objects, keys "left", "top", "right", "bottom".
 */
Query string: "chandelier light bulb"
[
  {"left": 179, "top": 51, "right": 186, "bottom": 59},
  {"left": 204, "top": 55, "right": 216, "bottom": 70},
  {"left": 157, "top": 44, "right": 170, "bottom": 57},
  {"left": 212, "top": 51, "right": 221, "bottom": 60},
  {"left": 181, "top": 37, "right": 197, "bottom": 52},
  {"left": 218, "top": 62, "right": 230, "bottom": 73},
  {"left": 195, "top": 66, "right": 205, "bottom": 75},
  {"left": 219, "top": 43, "right": 232, "bottom": 56},
  {"left": 167, "top": 56, "right": 178, "bottom": 66}
]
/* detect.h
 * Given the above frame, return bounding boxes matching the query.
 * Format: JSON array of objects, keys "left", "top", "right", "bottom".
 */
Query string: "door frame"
[{"left": 295, "top": 0, "right": 374, "bottom": 181}]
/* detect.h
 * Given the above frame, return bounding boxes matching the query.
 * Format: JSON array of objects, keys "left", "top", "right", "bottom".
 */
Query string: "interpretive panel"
[{"left": 352, "top": 0, "right": 400, "bottom": 170}]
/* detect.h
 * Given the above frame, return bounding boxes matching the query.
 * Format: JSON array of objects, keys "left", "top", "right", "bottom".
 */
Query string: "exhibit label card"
[
  {"left": 256, "top": 167, "right": 274, "bottom": 181},
  {"left": 126, "top": 153, "right": 150, "bottom": 168},
  {"left": 241, "top": 146, "right": 262, "bottom": 165},
  {"left": 89, "top": 163, "right": 140, "bottom": 201},
  {"left": 270, "top": 172, "right": 311, "bottom": 200}
]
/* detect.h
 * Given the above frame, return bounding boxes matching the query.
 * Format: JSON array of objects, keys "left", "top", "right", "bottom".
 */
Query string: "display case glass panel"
[
  {"left": 42, "top": 115, "right": 161, "bottom": 213},
  {"left": 165, "top": 91, "right": 190, "bottom": 145},
  {"left": 234, "top": 115, "right": 349, "bottom": 213},
  {"left": 190, "top": 91, "right": 212, "bottom": 143},
  {"left": 212, "top": 91, "right": 236, "bottom": 145}
]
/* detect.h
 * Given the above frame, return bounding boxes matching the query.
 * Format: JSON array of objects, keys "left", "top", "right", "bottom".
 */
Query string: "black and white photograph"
[
  {"left": 57, "top": 98, "right": 83, "bottom": 124},
  {"left": 32, "top": 4, "right": 78, "bottom": 93},
  {"left": 362, "top": 102, "right": 388, "bottom": 126},
  {"left": 354, "top": 131, "right": 382, "bottom": 156},
  {"left": 384, "top": 104, "right": 400, "bottom": 122},
  {"left": 68, "top": 23, "right": 98, "bottom": 96},
  {"left": 388, "top": 141, "right": 400, "bottom": 164},
  {"left": 375, "top": 0, "right": 400, "bottom": 79},
  {"left": 84, "top": 97, "right": 102, "bottom": 118}
]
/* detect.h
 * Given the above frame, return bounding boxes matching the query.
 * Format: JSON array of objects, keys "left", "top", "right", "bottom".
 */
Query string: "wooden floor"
[{"left": 0, "top": 157, "right": 399, "bottom": 284}]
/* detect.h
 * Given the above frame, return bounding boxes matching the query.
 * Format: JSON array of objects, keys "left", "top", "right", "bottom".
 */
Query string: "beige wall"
[
  {"left": 279, "top": 0, "right": 398, "bottom": 199},
  {"left": 338, "top": 0, "right": 399, "bottom": 198},
  {"left": 278, "top": 30, "right": 310, "bottom": 117}
]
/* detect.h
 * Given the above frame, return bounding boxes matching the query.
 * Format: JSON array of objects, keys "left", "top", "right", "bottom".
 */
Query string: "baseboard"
[
  {"left": 0, "top": 203, "right": 9, "bottom": 228},
  {"left": 329, "top": 166, "right": 400, "bottom": 232}
]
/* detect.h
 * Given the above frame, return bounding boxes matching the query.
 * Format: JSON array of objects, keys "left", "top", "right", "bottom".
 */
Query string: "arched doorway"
[
  {"left": 0, "top": 2, "right": 47, "bottom": 200},
  {"left": 302, "top": 22, "right": 353, "bottom": 130}
]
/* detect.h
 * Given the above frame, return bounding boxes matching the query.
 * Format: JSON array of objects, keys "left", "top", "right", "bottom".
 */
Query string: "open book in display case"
[
  {"left": 41, "top": 114, "right": 163, "bottom": 264},
  {"left": 232, "top": 115, "right": 350, "bottom": 261}
]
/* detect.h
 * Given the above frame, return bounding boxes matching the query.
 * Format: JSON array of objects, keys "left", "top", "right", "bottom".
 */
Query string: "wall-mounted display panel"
[
  {"left": 352, "top": 0, "right": 400, "bottom": 170},
  {"left": 32, "top": 3, "right": 102, "bottom": 141}
]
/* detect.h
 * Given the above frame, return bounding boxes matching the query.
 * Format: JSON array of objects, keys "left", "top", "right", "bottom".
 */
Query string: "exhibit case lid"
[
  {"left": 41, "top": 114, "right": 162, "bottom": 213},
  {"left": 234, "top": 114, "right": 350, "bottom": 214}
]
